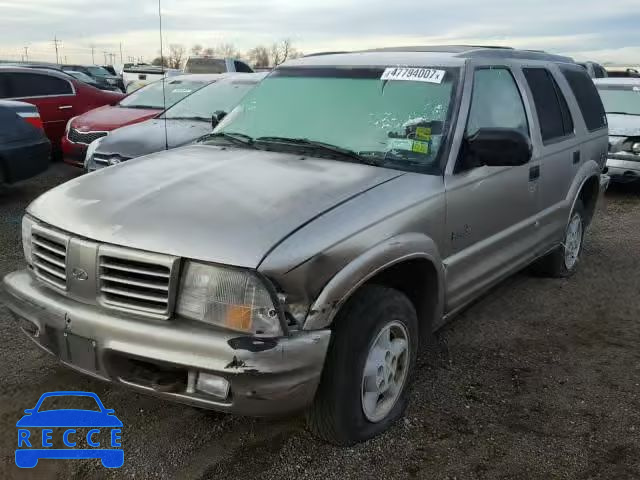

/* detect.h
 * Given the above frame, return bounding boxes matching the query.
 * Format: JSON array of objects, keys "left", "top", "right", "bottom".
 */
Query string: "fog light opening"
[
  {"left": 196, "top": 373, "right": 230, "bottom": 399},
  {"left": 18, "top": 318, "right": 39, "bottom": 338}
]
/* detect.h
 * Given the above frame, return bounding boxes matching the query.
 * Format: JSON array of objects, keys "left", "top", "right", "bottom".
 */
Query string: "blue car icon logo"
[{"left": 16, "top": 391, "right": 123, "bottom": 468}]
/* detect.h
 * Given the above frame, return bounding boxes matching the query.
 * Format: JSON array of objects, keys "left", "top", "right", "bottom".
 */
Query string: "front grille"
[
  {"left": 99, "top": 254, "right": 173, "bottom": 316},
  {"left": 68, "top": 128, "right": 108, "bottom": 145},
  {"left": 32, "top": 230, "right": 68, "bottom": 290}
]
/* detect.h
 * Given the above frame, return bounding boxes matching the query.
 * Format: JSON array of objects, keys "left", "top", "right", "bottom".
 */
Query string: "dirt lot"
[{"left": 1, "top": 164, "right": 639, "bottom": 480}]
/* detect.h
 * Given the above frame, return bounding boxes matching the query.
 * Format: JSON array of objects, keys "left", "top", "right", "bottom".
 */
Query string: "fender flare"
[
  {"left": 567, "top": 160, "right": 601, "bottom": 223},
  {"left": 303, "top": 232, "right": 445, "bottom": 331}
]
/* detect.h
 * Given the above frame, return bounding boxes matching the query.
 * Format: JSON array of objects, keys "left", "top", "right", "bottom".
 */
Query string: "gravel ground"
[{"left": 1, "top": 164, "right": 639, "bottom": 480}]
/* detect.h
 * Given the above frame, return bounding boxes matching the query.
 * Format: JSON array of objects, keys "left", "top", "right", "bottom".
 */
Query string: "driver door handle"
[
  {"left": 529, "top": 165, "right": 540, "bottom": 181},
  {"left": 58, "top": 105, "right": 73, "bottom": 110}
]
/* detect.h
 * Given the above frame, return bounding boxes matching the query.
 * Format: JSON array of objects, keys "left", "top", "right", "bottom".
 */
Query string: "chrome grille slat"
[
  {"left": 33, "top": 250, "right": 66, "bottom": 269},
  {"left": 32, "top": 230, "right": 68, "bottom": 291},
  {"left": 32, "top": 238, "right": 66, "bottom": 257},
  {"left": 34, "top": 261, "right": 67, "bottom": 280},
  {"left": 99, "top": 261, "right": 170, "bottom": 278},
  {"left": 101, "top": 286, "right": 168, "bottom": 304},
  {"left": 101, "top": 274, "right": 169, "bottom": 291}
]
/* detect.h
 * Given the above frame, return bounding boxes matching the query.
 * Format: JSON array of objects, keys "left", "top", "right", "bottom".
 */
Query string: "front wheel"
[
  {"left": 306, "top": 285, "right": 418, "bottom": 445},
  {"left": 531, "top": 199, "right": 586, "bottom": 278}
]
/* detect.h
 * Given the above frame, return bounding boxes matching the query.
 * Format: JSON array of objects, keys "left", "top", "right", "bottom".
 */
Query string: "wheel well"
[
  {"left": 578, "top": 176, "right": 600, "bottom": 225},
  {"left": 364, "top": 259, "right": 439, "bottom": 340}
]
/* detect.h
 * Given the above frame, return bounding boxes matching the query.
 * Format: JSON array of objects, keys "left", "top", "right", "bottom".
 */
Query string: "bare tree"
[
  {"left": 191, "top": 44, "right": 203, "bottom": 56},
  {"left": 216, "top": 43, "right": 241, "bottom": 59},
  {"left": 270, "top": 39, "right": 302, "bottom": 66},
  {"left": 168, "top": 44, "right": 186, "bottom": 69},
  {"left": 151, "top": 56, "right": 168, "bottom": 67},
  {"left": 247, "top": 46, "right": 270, "bottom": 68},
  {"left": 203, "top": 47, "right": 215, "bottom": 56}
]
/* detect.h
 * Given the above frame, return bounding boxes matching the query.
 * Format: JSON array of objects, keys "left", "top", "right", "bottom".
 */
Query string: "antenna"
[{"left": 158, "top": 0, "right": 169, "bottom": 151}]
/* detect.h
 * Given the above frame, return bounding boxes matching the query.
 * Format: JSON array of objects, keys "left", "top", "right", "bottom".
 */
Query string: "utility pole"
[
  {"left": 23, "top": 46, "right": 29, "bottom": 62},
  {"left": 52, "top": 35, "right": 61, "bottom": 64},
  {"left": 90, "top": 44, "right": 95, "bottom": 64},
  {"left": 119, "top": 42, "right": 123, "bottom": 64},
  {"left": 103, "top": 51, "right": 108, "bottom": 65}
]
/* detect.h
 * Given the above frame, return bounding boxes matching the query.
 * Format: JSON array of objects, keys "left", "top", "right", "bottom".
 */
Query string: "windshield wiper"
[
  {"left": 199, "top": 132, "right": 256, "bottom": 148},
  {"left": 122, "top": 105, "right": 160, "bottom": 110},
  {"left": 255, "top": 137, "right": 375, "bottom": 165},
  {"left": 606, "top": 111, "right": 638, "bottom": 115}
]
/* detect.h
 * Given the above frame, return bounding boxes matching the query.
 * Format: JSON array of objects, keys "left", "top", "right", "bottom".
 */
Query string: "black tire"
[
  {"left": 306, "top": 284, "right": 419, "bottom": 446},
  {"left": 531, "top": 199, "right": 586, "bottom": 278}
]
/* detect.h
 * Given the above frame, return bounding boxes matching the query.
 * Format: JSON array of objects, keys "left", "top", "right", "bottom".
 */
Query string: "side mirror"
[
  {"left": 24, "top": 409, "right": 34, "bottom": 415},
  {"left": 105, "top": 409, "right": 115, "bottom": 415},
  {"left": 465, "top": 128, "right": 532, "bottom": 168},
  {"left": 211, "top": 110, "right": 227, "bottom": 129}
]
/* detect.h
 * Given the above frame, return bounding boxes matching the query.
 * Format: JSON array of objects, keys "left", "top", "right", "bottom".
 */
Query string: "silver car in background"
[{"left": 595, "top": 78, "right": 640, "bottom": 182}]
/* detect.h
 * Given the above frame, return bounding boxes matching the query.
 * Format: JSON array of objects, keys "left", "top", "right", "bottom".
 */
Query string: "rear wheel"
[
  {"left": 532, "top": 199, "right": 586, "bottom": 278},
  {"left": 306, "top": 285, "right": 418, "bottom": 445}
]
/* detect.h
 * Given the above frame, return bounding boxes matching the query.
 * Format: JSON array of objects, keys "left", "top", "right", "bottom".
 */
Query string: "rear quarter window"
[{"left": 561, "top": 67, "right": 607, "bottom": 132}]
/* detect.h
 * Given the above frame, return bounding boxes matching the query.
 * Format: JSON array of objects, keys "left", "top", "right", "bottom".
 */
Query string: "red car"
[
  {"left": 0, "top": 66, "right": 124, "bottom": 158},
  {"left": 61, "top": 74, "right": 222, "bottom": 167}
]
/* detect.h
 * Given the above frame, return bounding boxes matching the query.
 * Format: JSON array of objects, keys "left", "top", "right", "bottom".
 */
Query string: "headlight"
[
  {"left": 176, "top": 261, "right": 282, "bottom": 335},
  {"left": 632, "top": 142, "right": 640, "bottom": 154},
  {"left": 84, "top": 137, "right": 104, "bottom": 169},
  {"left": 22, "top": 216, "right": 35, "bottom": 266},
  {"left": 65, "top": 116, "right": 78, "bottom": 136}
]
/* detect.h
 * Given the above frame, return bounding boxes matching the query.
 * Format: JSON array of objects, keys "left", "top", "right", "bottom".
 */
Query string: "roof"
[
  {"left": 0, "top": 65, "right": 76, "bottom": 80},
  {"left": 594, "top": 78, "right": 640, "bottom": 87},
  {"left": 284, "top": 45, "right": 574, "bottom": 68},
  {"left": 220, "top": 72, "right": 269, "bottom": 83}
]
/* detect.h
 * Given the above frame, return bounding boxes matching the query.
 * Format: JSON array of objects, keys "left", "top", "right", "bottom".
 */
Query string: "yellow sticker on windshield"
[
  {"left": 412, "top": 141, "right": 429, "bottom": 154},
  {"left": 415, "top": 127, "right": 432, "bottom": 141}
]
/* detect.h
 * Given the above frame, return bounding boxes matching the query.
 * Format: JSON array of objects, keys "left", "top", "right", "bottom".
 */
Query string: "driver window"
[{"left": 466, "top": 68, "right": 529, "bottom": 137}]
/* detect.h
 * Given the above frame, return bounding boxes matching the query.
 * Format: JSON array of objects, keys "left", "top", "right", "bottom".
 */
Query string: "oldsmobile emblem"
[{"left": 71, "top": 268, "right": 89, "bottom": 281}]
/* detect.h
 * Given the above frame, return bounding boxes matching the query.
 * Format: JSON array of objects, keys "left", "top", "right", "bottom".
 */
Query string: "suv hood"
[
  {"left": 72, "top": 105, "right": 160, "bottom": 131},
  {"left": 95, "top": 119, "right": 212, "bottom": 159},
  {"left": 28, "top": 145, "right": 404, "bottom": 268},
  {"left": 607, "top": 113, "right": 640, "bottom": 137}
]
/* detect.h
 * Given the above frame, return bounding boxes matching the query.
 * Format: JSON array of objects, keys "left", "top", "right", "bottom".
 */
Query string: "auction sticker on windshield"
[{"left": 381, "top": 68, "right": 445, "bottom": 83}]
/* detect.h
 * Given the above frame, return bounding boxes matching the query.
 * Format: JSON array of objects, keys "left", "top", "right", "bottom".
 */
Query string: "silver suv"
[{"left": 2, "top": 46, "right": 609, "bottom": 445}]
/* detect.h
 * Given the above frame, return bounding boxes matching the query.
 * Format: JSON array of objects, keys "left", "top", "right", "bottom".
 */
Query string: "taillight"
[{"left": 19, "top": 114, "right": 44, "bottom": 130}]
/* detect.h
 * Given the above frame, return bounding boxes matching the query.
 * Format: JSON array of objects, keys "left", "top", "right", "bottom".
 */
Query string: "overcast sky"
[{"left": 1, "top": 0, "right": 639, "bottom": 65}]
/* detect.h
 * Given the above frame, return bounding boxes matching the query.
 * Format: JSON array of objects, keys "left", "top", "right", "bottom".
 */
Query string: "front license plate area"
[{"left": 45, "top": 327, "right": 98, "bottom": 374}]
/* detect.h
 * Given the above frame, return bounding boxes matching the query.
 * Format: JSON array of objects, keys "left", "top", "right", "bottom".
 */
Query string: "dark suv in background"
[{"left": 62, "top": 65, "right": 124, "bottom": 92}]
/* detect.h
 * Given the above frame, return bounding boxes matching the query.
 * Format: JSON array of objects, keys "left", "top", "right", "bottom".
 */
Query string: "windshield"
[
  {"left": 163, "top": 79, "right": 258, "bottom": 120},
  {"left": 86, "top": 66, "right": 112, "bottom": 77},
  {"left": 119, "top": 79, "right": 207, "bottom": 109},
  {"left": 213, "top": 66, "right": 459, "bottom": 173},
  {"left": 598, "top": 86, "right": 640, "bottom": 115}
]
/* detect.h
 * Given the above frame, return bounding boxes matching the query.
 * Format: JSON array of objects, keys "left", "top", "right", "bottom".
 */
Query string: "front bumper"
[
  {"left": 61, "top": 137, "right": 86, "bottom": 168},
  {"left": 607, "top": 156, "right": 640, "bottom": 182},
  {"left": 1, "top": 270, "right": 331, "bottom": 416}
]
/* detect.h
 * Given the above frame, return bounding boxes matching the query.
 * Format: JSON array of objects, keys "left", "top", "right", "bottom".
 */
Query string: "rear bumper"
[
  {"left": 0, "top": 138, "right": 50, "bottom": 184},
  {"left": 2, "top": 270, "right": 331, "bottom": 417},
  {"left": 61, "top": 137, "right": 86, "bottom": 168}
]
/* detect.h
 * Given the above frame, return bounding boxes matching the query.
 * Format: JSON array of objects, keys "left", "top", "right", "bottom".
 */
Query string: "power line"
[{"left": 52, "top": 35, "right": 61, "bottom": 64}]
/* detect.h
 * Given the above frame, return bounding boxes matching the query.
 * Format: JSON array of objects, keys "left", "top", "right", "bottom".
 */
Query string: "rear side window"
[
  {"left": 561, "top": 68, "right": 607, "bottom": 131},
  {"left": 8, "top": 72, "right": 73, "bottom": 98},
  {"left": 234, "top": 61, "right": 253, "bottom": 73},
  {"left": 523, "top": 68, "right": 573, "bottom": 142}
]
